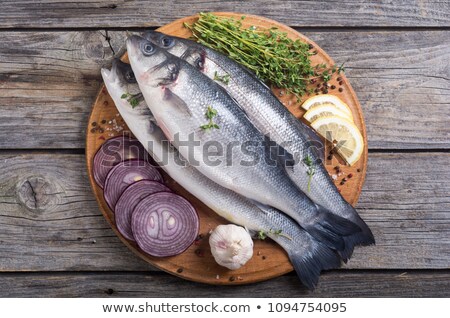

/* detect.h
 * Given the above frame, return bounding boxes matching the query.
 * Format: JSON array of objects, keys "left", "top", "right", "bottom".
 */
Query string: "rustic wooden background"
[{"left": 0, "top": 1, "right": 449, "bottom": 297}]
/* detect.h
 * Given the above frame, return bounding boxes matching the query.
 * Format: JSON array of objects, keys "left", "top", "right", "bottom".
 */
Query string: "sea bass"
[
  {"left": 101, "top": 58, "right": 342, "bottom": 289},
  {"left": 127, "top": 35, "right": 361, "bottom": 252},
  {"left": 144, "top": 31, "right": 375, "bottom": 259}
]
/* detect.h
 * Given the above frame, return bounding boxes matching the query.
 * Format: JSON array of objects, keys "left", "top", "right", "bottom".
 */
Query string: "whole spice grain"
[{"left": 339, "top": 87, "right": 344, "bottom": 92}]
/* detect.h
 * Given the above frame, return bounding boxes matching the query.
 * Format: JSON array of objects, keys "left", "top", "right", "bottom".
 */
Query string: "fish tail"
[
  {"left": 339, "top": 205, "right": 375, "bottom": 262},
  {"left": 288, "top": 240, "right": 341, "bottom": 290},
  {"left": 305, "top": 204, "right": 362, "bottom": 252}
]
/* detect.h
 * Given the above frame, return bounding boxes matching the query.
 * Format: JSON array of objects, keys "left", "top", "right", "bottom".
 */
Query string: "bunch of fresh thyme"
[{"left": 185, "top": 13, "right": 344, "bottom": 99}]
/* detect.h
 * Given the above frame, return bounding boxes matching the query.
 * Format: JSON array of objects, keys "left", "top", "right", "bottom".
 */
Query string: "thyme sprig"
[
  {"left": 121, "top": 92, "right": 140, "bottom": 108},
  {"left": 213, "top": 71, "right": 230, "bottom": 85},
  {"left": 258, "top": 229, "right": 292, "bottom": 241},
  {"left": 200, "top": 105, "right": 220, "bottom": 131}
]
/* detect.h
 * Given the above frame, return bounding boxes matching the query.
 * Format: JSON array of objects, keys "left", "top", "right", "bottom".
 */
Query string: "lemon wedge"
[
  {"left": 303, "top": 103, "right": 354, "bottom": 123},
  {"left": 301, "top": 94, "right": 352, "bottom": 117},
  {"left": 311, "top": 116, "right": 364, "bottom": 166}
]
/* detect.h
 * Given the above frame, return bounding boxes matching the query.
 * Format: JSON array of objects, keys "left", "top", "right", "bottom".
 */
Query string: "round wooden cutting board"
[{"left": 86, "top": 13, "right": 368, "bottom": 285}]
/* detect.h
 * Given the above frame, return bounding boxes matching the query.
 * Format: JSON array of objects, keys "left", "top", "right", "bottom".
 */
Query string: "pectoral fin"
[{"left": 163, "top": 88, "right": 192, "bottom": 116}]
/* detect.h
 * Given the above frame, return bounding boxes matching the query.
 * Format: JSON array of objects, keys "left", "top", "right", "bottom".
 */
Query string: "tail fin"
[
  {"left": 339, "top": 204, "right": 375, "bottom": 262},
  {"left": 288, "top": 241, "right": 341, "bottom": 290},
  {"left": 305, "top": 204, "right": 362, "bottom": 252}
]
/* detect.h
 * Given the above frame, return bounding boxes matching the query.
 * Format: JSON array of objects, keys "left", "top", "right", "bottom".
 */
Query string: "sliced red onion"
[
  {"left": 103, "top": 159, "right": 163, "bottom": 210},
  {"left": 115, "top": 180, "right": 172, "bottom": 241},
  {"left": 93, "top": 136, "right": 148, "bottom": 188},
  {"left": 131, "top": 192, "right": 199, "bottom": 257}
]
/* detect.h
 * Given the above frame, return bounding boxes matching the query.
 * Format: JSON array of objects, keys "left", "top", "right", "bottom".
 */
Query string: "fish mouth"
[
  {"left": 101, "top": 59, "right": 120, "bottom": 83},
  {"left": 100, "top": 67, "right": 111, "bottom": 80},
  {"left": 126, "top": 35, "right": 143, "bottom": 59}
]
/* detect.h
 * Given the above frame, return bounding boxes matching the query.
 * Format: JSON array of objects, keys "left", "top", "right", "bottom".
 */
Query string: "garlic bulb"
[{"left": 209, "top": 224, "right": 254, "bottom": 270}]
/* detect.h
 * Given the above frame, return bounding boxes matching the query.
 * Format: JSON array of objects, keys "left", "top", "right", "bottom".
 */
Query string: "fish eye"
[
  {"left": 161, "top": 36, "right": 174, "bottom": 48},
  {"left": 125, "top": 71, "right": 136, "bottom": 83},
  {"left": 142, "top": 42, "right": 155, "bottom": 55},
  {"left": 196, "top": 56, "right": 204, "bottom": 69}
]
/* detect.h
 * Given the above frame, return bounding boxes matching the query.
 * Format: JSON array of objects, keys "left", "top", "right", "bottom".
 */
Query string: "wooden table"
[{"left": 0, "top": 1, "right": 449, "bottom": 297}]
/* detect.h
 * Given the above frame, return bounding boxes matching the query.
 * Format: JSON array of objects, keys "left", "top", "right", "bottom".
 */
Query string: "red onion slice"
[
  {"left": 115, "top": 180, "right": 172, "bottom": 241},
  {"left": 93, "top": 136, "right": 148, "bottom": 188},
  {"left": 104, "top": 159, "right": 163, "bottom": 210},
  {"left": 131, "top": 192, "right": 199, "bottom": 257}
]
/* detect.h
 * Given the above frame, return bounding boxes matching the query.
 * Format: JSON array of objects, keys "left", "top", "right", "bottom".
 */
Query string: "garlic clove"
[{"left": 209, "top": 224, "right": 254, "bottom": 270}]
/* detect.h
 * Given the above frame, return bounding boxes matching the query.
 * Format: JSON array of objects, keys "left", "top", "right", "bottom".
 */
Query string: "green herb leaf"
[
  {"left": 200, "top": 105, "right": 220, "bottom": 131},
  {"left": 121, "top": 93, "right": 129, "bottom": 99},
  {"left": 303, "top": 155, "right": 316, "bottom": 192},
  {"left": 129, "top": 98, "right": 139, "bottom": 108},
  {"left": 213, "top": 71, "right": 231, "bottom": 85},
  {"left": 257, "top": 230, "right": 267, "bottom": 240}
]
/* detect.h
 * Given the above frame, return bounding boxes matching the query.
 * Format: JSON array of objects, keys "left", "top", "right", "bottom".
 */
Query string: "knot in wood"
[{"left": 17, "top": 176, "right": 60, "bottom": 212}]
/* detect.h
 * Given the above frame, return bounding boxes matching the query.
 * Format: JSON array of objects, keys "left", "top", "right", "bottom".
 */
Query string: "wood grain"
[
  {"left": 0, "top": 153, "right": 448, "bottom": 272},
  {"left": 0, "top": 30, "right": 448, "bottom": 149},
  {"left": 0, "top": 1, "right": 448, "bottom": 28},
  {"left": 0, "top": 270, "right": 448, "bottom": 297}
]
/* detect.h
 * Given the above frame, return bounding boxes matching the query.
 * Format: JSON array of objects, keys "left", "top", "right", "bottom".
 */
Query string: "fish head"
[
  {"left": 142, "top": 30, "right": 190, "bottom": 57},
  {"left": 101, "top": 58, "right": 144, "bottom": 109},
  {"left": 127, "top": 35, "right": 180, "bottom": 89}
]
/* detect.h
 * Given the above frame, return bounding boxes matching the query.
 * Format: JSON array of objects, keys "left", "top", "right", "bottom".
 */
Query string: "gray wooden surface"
[{"left": 0, "top": 1, "right": 449, "bottom": 297}]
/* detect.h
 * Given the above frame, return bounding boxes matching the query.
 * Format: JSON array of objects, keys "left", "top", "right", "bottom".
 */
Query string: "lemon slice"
[
  {"left": 303, "top": 103, "right": 353, "bottom": 123},
  {"left": 301, "top": 94, "right": 352, "bottom": 117},
  {"left": 311, "top": 116, "right": 364, "bottom": 166}
]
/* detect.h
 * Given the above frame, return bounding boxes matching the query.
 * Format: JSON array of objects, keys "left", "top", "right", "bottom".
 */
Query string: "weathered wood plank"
[
  {"left": 0, "top": 1, "right": 449, "bottom": 28},
  {"left": 0, "top": 270, "right": 448, "bottom": 297},
  {"left": 0, "top": 152, "right": 448, "bottom": 271},
  {"left": 0, "top": 30, "right": 448, "bottom": 149}
]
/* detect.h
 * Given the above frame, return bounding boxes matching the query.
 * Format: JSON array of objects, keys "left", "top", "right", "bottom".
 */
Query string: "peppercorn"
[
  {"left": 103, "top": 101, "right": 108, "bottom": 106},
  {"left": 331, "top": 85, "right": 336, "bottom": 90},
  {"left": 91, "top": 122, "right": 97, "bottom": 127},
  {"left": 262, "top": 256, "right": 266, "bottom": 260},
  {"left": 339, "top": 81, "right": 344, "bottom": 86},
  {"left": 229, "top": 276, "right": 236, "bottom": 282},
  {"left": 357, "top": 168, "right": 361, "bottom": 172},
  {"left": 338, "top": 87, "right": 344, "bottom": 92},
  {"left": 195, "top": 249, "right": 204, "bottom": 257},
  {"left": 340, "top": 181, "right": 345, "bottom": 185},
  {"left": 308, "top": 44, "right": 314, "bottom": 50},
  {"left": 327, "top": 155, "right": 333, "bottom": 160},
  {"left": 317, "top": 83, "right": 321, "bottom": 88},
  {"left": 101, "top": 119, "right": 106, "bottom": 124},
  {"left": 90, "top": 128, "right": 96, "bottom": 133},
  {"left": 348, "top": 173, "right": 353, "bottom": 178},
  {"left": 98, "top": 128, "right": 104, "bottom": 133},
  {"left": 343, "top": 177, "right": 348, "bottom": 182},
  {"left": 310, "top": 78, "right": 317, "bottom": 84},
  {"left": 337, "top": 77, "right": 342, "bottom": 81},
  {"left": 177, "top": 268, "right": 183, "bottom": 273},
  {"left": 323, "top": 89, "right": 329, "bottom": 94}
]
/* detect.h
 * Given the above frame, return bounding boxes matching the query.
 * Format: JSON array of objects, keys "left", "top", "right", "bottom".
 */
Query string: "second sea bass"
[
  {"left": 101, "top": 59, "right": 342, "bottom": 289},
  {"left": 143, "top": 31, "right": 375, "bottom": 259},
  {"left": 127, "top": 35, "right": 361, "bottom": 252}
]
